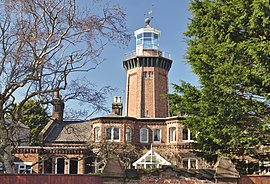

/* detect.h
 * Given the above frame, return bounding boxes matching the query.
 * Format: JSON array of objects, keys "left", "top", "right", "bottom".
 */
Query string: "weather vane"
[{"left": 144, "top": 4, "right": 154, "bottom": 26}]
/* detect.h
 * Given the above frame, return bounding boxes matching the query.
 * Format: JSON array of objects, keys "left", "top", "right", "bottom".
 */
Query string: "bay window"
[{"left": 105, "top": 127, "right": 120, "bottom": 141}]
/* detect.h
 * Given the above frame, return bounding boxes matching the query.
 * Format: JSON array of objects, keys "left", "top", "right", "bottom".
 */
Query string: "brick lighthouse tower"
[{"left": 124, "top": 18, "right": 172, "bottom": 118}]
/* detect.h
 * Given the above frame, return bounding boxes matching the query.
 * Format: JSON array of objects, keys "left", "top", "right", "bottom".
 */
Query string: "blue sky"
[{"left": 81, "top": 0, "right": 199, "bottom": 117}]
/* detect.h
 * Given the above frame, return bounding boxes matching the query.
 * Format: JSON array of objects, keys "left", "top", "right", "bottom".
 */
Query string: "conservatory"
[{"left": 133, "top": 147, "right": 171, "bottom": 169}]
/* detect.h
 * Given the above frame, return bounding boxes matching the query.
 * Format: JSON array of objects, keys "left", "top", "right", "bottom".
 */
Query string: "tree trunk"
[{"left": 0, "top": 110, "right": 13, "bottom": 173}]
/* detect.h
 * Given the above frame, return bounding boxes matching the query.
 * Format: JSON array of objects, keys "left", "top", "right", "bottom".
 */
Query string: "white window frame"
[
  {"left": 105, "top": 127, "right": 120, "bottom": 142},
  {"left": 182, "top": 128, "right": 194, "bottom": 142},
  {"left": 68, "top": 158, "right": 78, "bottom": 174},
  {"left": 41, "top": 157, "right": 53, "bottom": 174},
  {"left": 182, "top": 158, "right": 198, "bottom": 169},
  {"left": 125, "top": 127, "right": 132, "bottom": 143},
  {"left": 169, "top": 127, "right": 176, "bottom": 143},
  {"left": 14, "top": 162, "right": 32, "bottom": 174},
  {"left": 55, "top": 157, "right": 65, "bottom": 174},
  {"left": 153, "top": 129, "right": 161, "bottom": 143},
  {"left": 94, "top": 127, "right": 100, "bottom": 142},
  {"left": 140, "top": 128, "right": 149, "bottom": 143}
]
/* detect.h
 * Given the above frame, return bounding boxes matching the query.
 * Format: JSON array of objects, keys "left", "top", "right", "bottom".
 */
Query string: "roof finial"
[{"left": 145, "top": 18, "right": 151, "bottom": 27}]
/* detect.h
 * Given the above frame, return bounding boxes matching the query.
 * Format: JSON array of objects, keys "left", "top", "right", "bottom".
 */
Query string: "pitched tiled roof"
[{"left": 44, "top": 120, "right": 92, "bottom": 143}]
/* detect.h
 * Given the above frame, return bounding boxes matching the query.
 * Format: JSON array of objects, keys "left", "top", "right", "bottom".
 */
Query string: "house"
[{"left": 10, "top": 18, "right": 204, "bottom": 174}]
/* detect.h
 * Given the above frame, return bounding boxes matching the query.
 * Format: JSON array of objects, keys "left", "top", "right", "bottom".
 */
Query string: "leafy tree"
[
  {"left": 0, "top": 0, "right": 129, "bottom": 173},
  {"left": 169, "top": 0, "right": 270, "bottom": 172},
  {"left": 19, "top": 100, "right": 49, "bottom": 146}
]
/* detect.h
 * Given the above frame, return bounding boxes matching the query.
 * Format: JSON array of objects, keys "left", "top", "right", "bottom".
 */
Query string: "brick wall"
[
  {"left": 153, "top": 67, "right": 168, "bottom": 118},
  {"left": 14, "top": 153, "right": 39, "bottom": 173},
  {"left": 126, "top": 68, "right": 142, "bottom": 117},
  {"left": 0, "top": 174, "right": 102, "bottom": 184},
  {"left": 125, "top": 66, "right": 169, "bottom": 118},
  {"left": 91, "top": 118, "right": 190, "bottom": 145}
]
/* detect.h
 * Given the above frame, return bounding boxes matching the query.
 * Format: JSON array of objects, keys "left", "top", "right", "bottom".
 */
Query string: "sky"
[{"left": 78, "top": 0, "right": 199, "bottom": 117}]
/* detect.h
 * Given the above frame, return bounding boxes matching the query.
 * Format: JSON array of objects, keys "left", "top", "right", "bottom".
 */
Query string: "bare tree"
[
  {"left": 90, "top": 142, "right": 143, "bottom": 170},
  {"left": 62, "top": 78, "right": 115, "bottom": 120},
  {"left": 0, "top": 0, "right": 129, "bottom": 173}
]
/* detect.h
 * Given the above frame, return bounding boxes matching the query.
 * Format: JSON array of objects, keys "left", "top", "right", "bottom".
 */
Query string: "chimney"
[
  {"left": 52, "top": 89, "right": 64, "bottom": 121},
  {"left": 112, "top": 96, "right": 123, "bottom": 116}
]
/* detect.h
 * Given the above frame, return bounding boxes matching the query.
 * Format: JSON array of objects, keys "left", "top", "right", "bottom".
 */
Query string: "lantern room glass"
[{"left": 136, "top": 32, "right": 159, "bottom": 50}]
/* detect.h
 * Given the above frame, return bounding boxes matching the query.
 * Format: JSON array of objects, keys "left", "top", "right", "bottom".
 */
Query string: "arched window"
[
  {"left": 69, "top": 158, "right": 78, "bottom": 174},
  {"left": 56, "top": 158, "right": 65, "bottom": 174},
  {"left": 42, "top": 157, "right": 52, "bottom": 174},
  {"left": 126, "top": 127, "right": 132, "bottom": 143},
  {"left": 140, "top": 128, "right": 149, "bottom": 143}
]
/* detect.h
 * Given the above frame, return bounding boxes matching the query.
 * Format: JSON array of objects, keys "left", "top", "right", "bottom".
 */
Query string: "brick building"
[
  {"left": 7, "top": 19, "right": 205, "bottom": 174},
  {"left": 90, "top": 18, "right": 202, "bottom": 170}
]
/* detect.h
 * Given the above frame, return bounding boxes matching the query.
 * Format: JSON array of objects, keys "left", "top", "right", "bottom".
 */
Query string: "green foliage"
[
  {"left": 12, "top": 100, "right": 49, "bottom": 146},
  {"left": 169, "top": 0, "right": 270, "bottom": 164}
]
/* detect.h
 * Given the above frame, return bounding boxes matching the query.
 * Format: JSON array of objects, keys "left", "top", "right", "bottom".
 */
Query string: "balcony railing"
[{"left": 124, "top": 50, "right": 171, "bottom": 60}]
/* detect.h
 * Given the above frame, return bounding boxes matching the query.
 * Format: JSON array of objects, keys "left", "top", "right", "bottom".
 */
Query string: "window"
[
  {"left": 143, "top": 32, "right": 152, "bottom": 37},
  {"left": 148, "top": 71, "right": 152, "bottom": 78},
  {"left": 136, "top": 33, "right": 143, "bottom": 45},
  {"left": 136, "top": 31, "right": 159, "bottom": 49},
  {"left": 137, "top": 33, "right": 142, "bottom": 39},
  {"left": 126, "top": 127, "right": 132, "bottom": 143},
  {"left": 182, "top": 128, "right": 194, "bottom": 142},
  {"left": 56, "top": 158, "right": 65, "bottom": 174},
  {"left": 143, "top": 71, "right": 147, "bottom": 78},
  {"left": 105, "top": 127, "right": 120, "bottom": 141},
  {"left": 42, "top": 158, "right": 52, "bottom": 174},
  {"left": 182, "top": 158, "right": 197, "bottom": 169},
  {"left": 94, "top": 127, "right": 100, "bottom": 142},
  {"left": 143, "top": 71, "right": 153, "bottom": 79},
  {"left": 14, "top": 162, "right": 32, "bottom": 174},
  {"left": 169, "top": 127, "right": 176, "bottom": 142},
  {"left": 153, "top": 129, "right": 161, "bottom": 143},
  {"left": 140, "top": 128, "right": 149, "bottom": 143},
  {"left": 69, "top": 158, "right": 78, "bottom": 174},
  {"left": 145, "top": 110, "right": 149, "bottom": 117},
  {"left": 133, "top": 148, "right": 171, "bottom": 169},
  {"left": 0, "top": 162, "right": 3, "bottom": 171}
]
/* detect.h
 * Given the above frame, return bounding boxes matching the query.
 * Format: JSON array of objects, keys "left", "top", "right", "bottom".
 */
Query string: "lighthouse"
[{"left": 123, "top": 18, "right": 172, "bottom": 118}]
